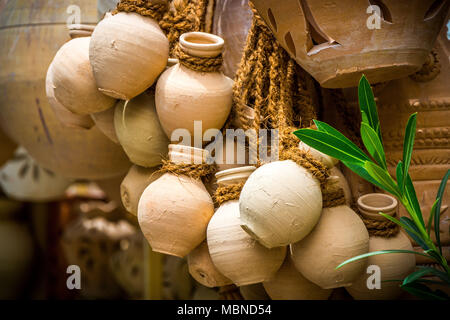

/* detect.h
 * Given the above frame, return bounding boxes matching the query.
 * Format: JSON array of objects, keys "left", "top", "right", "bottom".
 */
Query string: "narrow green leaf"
[
  {"left": 396, "top": 161, "right": 404, "bottom": 189},
  {"left": 335, "top": 250, "right": 431, "bottom": 269},
  {"left": 404, "top": 173, "right": 425, "bottom": 228},
  {"left": 360, "top": 122, "right": 387, "bottom": 169},
  {"left": 427, "top": 198, "right": 439, "bottom": 236},
  {"left": 358, "top": 75, "right": 381, "bottom": 139},
  {"left": 434, "top": 169, "right": 450, "bottom": 255},
  {"left": 293, "top": 129, "right": 367, "bottom": 165},
  {"left": 399, "top": 217, "right": 430, "bottom": 251},
  {"left": 360, "top": 110, "right": 370, "bottom": 127},
  {"left": 401, "top": 282, "right": 449, "bottom": 300},
  {"left": 379, "top": 214, "right": 425, "bottom": 245},
  {"left": 364, "top": 161, "right": 401, "bottom": 198},
  {"left": 341, "top": 161, "right": 385, "bottom": 191},
  {"left": 403, "top": 267, "right": 438, "bottom": 286},
  {"left": 402, "top": 113, "right": 417, "bottom": 191}
]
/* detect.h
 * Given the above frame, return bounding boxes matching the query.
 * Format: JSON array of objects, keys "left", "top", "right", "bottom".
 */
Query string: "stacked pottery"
[
  {"left": 138, "top": 145, "right": 214, "bottom": 257},
  {"left": 91, "top": 106, "right": 119, "bottom": 144},
  {"left": 156, "top": 32, "right": 234, "bottom": 142},
  {"left": 346, "top": 194, "right": 416, "bottom": 300},
  {"left": 207, "top": 166, "right": 286, "bottom": 286}
]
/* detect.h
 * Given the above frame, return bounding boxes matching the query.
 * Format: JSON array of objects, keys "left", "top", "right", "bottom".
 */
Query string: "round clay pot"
[
  {"left": 120, "top": 165, "right": 162, "bottom": 216},
  {"left": 346, "top": 193, "right": 416, "bottom": 300},
  {"left": 138, "top": 145, "right": 214, "bottom": 257},
  {"left": 239, "top": 160, "right": 323, "bottom": 248},
  {"left": 91, "top": 106, "right": 119, "bottom": 144},
  {"left": 89, "top": 10, "right": 169, "bottom": 100},
  {"left": 155, "top": 32, "right": 233, "bottom": 141},
  {"left": 291, "top": 205, "right": 369, "bottom": 289},
  {"left": 252, "top": 0, "right": 449, "bottom": 88},
  {"left": 187, "top": 241, "right": 232, "bottom": 288},
  {"left": 207, "top": 166, "right": 286, "bottom": 286},
  {"left": 114, "top": 91, "right": 169, "bottom": 168},
  {"left": 330, "top": 166, "right": 352, "bottom": 206},
  {"left": 263, "top": 255, "right": 332, "bottom": 300}
]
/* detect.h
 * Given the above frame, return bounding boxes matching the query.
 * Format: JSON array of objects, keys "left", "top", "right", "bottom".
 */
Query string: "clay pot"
[
  {"left": 263, "top": 255, "right": 332, "bottom": 300},
  {"left": 156, "top": 32, "right": 233, "bottom": 141},
  {"left": 138, "top": 145, "right": 214, "bottom": 257},
  {"left": 89, "top": 10, "right": 169, "bottom": 100},
  {"left": 120, "top": 165, "right": 162, "bottom": 216},
  {"left": 68, "top": 24, "right": 96, "bottom": 39},
  {"left": 239, "top": 160, "right": 323, "bottom": 248},
  {"left": 187, "top": 241, "right": 232, "bottom": 288},
  {"left": 0, "top": 0, "right": 131, "bottom": 180},
  {"left": 252, "top": 0, "right": 449, "bottom": 88},
  {"left": 330, "top": 166, "right": 352, "bottom": 206},
  {"left": 291, "top": 205, "right": 369, "bottom": 289},
  {"left": 114, "top": 91, "right": 169, "bottom": 167},
  {"left": 346, "top": 193, "right": 416, "bottom": 300},
  {"left": 207, "top": 166, "right": 286, "bottom": 286},
  {"left": 0, "top": 147, "right": 72, "bottom": 202},
  {"left": 91, "top": 106, "right": 119, "bottom": 144},
  {"left": 50, "top": 37, "right": 116, "bottom": 115}
]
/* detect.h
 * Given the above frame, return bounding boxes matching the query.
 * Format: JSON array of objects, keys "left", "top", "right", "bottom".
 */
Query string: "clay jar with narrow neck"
[
  {"left": 346, "top": 193, "right": 416, "bottom": 300},
  {"left": 138, "top": 145, "right": 214, "bottom": 258},
  {"left": 207, "top": 166, "right": 286, "bottom": 286},
  {"left": 155, "top": 32, "right": 233, "bottom": 142}
]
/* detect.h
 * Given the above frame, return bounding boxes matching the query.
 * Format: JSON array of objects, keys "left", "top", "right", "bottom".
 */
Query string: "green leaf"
[
  {"left": 427, "top": 198, "right": 439, "bottom": 236},
  {"left": 399, "top": 217, "right": 429, "bottom": 251},
  {"left": 404, "top": 173, "right": 425, "bottom": 228},
  {"left": 335, "top": 250, "right": 431, "bottom": 269},
  {"left": 364, "top": 161, "right": 401, "bottom": 198},
  {"left": 396, "top": 161, "right": 404, "bottom": 189},
  {"left": 358, "top": 75, "right": 381, "bottom": 139},
  {"left": 401, "top": 113, "right": 417, "bottom": 192},
  {"left": 360, "top": 122, "right": 387, "bottom": 169},
  {"left": 341, "top": 161, "right": 385, "bottom": 190},
  {"left": 293, "top": 129, "right": 367, "bottom": 165},
  {"left": 401, "top": 282, "right": 449, "bottom": 300},
  {"left": 434, "top": 170, "right": 450, "bottom": 254},
  {"left": 403, "top": 267, "right": 438, "bottom": 286}
]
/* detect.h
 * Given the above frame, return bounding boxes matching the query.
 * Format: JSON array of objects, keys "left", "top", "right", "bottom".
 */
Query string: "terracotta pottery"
[
  {"left": 0, "top": 0, "right": 131, "bottom": 180},
  {"left": 91, "top": 106, "right": 119, "bottom": 144},
  {"left": 330, "top": 166, "right": 352, "bottom": 206},
  {"left": 263, "top": 255, "right": 332, "bottom": 300},
  {"left": 239, "top": 160, "right": 323, "bottom": 248},
  {"left": 346, "top": 193, "right": 416, "bottom": 300},
  {"left": 187, "top": 241, "right": 232, "bottom": 288},
  {"left": 0, "top": 147, "right": 72, "bottom": 202},
  {"left": 120, "top": 165, "right": 162, "bottom": 216},
  {"left": 114, "top": 91, "right": 169, "bottom": 167},
  {"left": 207, "top": 166, "right": 286, "bottom": 286},
  {"left": 239, "top": 284, "right": 270, "bottom": 300},
  {"left": 252, "top": 0, "right": 449, "bottom": 88},
  {"left": 89, "top": 9, "right": 169, "bottom": 100},
  {"left": 291, "top": 205, "right": 369, "bottom": 289},
  {"left": 138, "top": 145, "right": 214, "bottom": 257},
  {"left": 155, "top": 32, "right": 234, "bottom": 141}
]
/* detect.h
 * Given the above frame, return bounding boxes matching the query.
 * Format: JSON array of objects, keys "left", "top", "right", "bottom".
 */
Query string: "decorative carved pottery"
[
  {"left": 263, "top": 255, "right": 332, "bottom": 300},
  {"left": 114, "top": 91, "right": 169, "bottom": 168},
  {"left": 89, "top": 10, "right": 169, "bottom": 100},
  {"left": 91, "top": 106, "right": 119, "bottom": 144},
  {"left": 346, "top": 194, "right": 416, "bottom": 300},
  {"left": 239, "top": 160, "right": 322, "bottom": 248},
  {"left": 138, "top": 145, "right": 214, "bottom": 257},
  {"left": 0, "top": 0, "right": 131, "bottom": 180},
  {"left": 156, "top": 32, "right": 233, "bottom": 141},
  {"left": 252, "top": 0, "right": 449, "bottom": 88},
  {"left": 207, "top": 167, "right": 286, "bottom": 286},
  {"left": 0, "top": 147, "right": 72, "bottom": 202},
  {"left": 291, "top": 205, "right": 369, "bottom": 289}
]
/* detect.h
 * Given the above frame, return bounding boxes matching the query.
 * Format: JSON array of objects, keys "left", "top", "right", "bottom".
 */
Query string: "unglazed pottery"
[
  {"left": 298, "top": 141, "right": 338, "bottom": 169},
  {"left": 239, "top": 284, "right": 270, "bottom": 300},
  {"left": 156, "top": 32, "right": 233, "bottom": 141},
  {"left": 114, "top": 91, "right": 169, "bottom": 167},
  {"left": 187, "top": 241, "right": 232, "bottom": 288},
  {"left": 263, "top": 255, "right": 332, "bottom": 300},
  {"left": 252, "top": 0, "right": 449, "bottom": 88},
  {"left": 330, "top": 166, "right": 352, "bottom": 206},
  {"left": 291, "top": 205, "right": 369, "bottom": 289},
  {"left": 239, "top": 160, "right": 323, "bottom": 248},
  {"left": 138, "top": 145, "right": 214, "bottom": 257},
  {"left": 91, "top": 106, "right": 119, "bottom": 144},
  {"left": 207, "top": 166, "right": 286, "bottom": 286},
  {"left": 89, "top": 10, "right": 169, "bottom": 100},
  {"left": 346, "top": 194, "right": 416, "bottom": 300}
]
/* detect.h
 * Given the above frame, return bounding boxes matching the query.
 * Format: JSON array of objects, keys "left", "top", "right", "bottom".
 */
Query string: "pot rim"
[
  {"left": 357, "top": 193, "right": 398, "bottom": 216},
  {"left": 179, "top": 32, "right": 224, "bottom": 58}
]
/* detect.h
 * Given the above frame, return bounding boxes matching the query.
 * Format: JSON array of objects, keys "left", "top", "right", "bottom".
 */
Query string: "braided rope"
[
  {"left": 174, "top": 44, "right": 223, "bottom": 72},
  {"left": 213, "top": 183, "right": 244, "bottom": 206},
  {"left": 159, "top": 159, "right": 216, "bottom": 180},
  {"left": 115, "top": 0, "right": 168, "bottom": 21}
]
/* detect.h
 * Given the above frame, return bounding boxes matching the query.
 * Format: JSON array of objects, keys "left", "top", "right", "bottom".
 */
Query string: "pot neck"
[
  {"left": 68, "top": 24, "right": 95, "bottom": 39},
  {"left": 179, "top": 32, "right": 225, "bottom": 58},
  {"left": 168, "top": 144, "right": 208, "bottom": 164},
  {"left": 357, "top": 193, "right": 398, "bottom": 220},
  {"left": 215, "top": 166, "right": 256, "bottom": 186}
]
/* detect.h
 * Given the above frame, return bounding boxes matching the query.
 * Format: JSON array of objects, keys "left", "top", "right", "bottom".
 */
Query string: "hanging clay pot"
[
  {"left": 291, "top": 205, "right": 369, "bottom": 289},
  {"left": 89, "top": 8, "right": 169, "bottom": 100},
  {"left": 346, "top": 194, "right": 416, "bottom": 300},
  {"left": 155, "top": 32, "right": 233, "bottom": 141},
  {"left": 49, "top": 36, "right": 116, "bottom": 115},
  {"left": 0, "top": 147, "right": 72, "bottom": 202},
  {"left": 239, "top": 160, "right": 323, "bottom": 248},
  {"left": 252, "top": 0, "right": 449, "bottom": 88},
  {"left": 187, "top": 241, "right": 232, "bottom": 288},
  {"left": 239, "top": 284, "right": 270, "bottom": 300},
  {"left": 138, "top": 145, "right": 214, "bottom": 257},
  {"left": 120, "top": 165, "right": 162, "bottom": 216},
  {"left": 0, "top": 0, "right": 131, "bottom": 180},
  {"left": 91, "top": 106, "right": 119, "bottom": 144},
  {"left": 263, "top": 255, "right": 332, "bottom": 300},
  {"left": 207, "top": 166, "right": 286, "bottom": 286},
  {"left": 114, "top": 91, "right": 169, "bottom": 167}
]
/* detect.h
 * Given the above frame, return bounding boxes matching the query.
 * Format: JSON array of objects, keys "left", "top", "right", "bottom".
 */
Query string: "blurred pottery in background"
[
  {"left": 239, "top": 283, "right": 270, "bottom": 300},
  {"left": 0, "top": 127, "right": 16, "bottom": 167},
  {"left": 91, "top": 107, "right": 119, "bottom": 144}
]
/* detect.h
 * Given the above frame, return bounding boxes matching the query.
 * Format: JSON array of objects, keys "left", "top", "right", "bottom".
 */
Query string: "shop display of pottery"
[
  {"left": 252, "top": 0, "right": 449, "bottom": 88},
  {"left": 0, "top": 147, "right": 72, "bottom": 202}
]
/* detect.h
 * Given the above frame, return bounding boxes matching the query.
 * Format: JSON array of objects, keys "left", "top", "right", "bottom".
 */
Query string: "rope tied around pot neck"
[
  {"left": 115, "top": 0, "right": 168, "bottom": 21},
  {"left": 214, "top": 182, "right": 245, "bottom": 206},
  {"left": 174, "top": 44, "right": 223, "bottom": 72},
  {"left": 351, "top": 203, "right": 400, "bottom": 238},
  {"left": 159, "top": 159, "right": 216, "bottom": 180}
]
